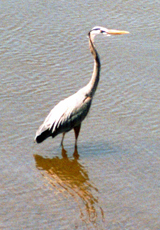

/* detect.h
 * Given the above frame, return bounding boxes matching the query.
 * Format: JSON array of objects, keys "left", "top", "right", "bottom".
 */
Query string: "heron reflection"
[{"left": 34, "top": 151, "right": 104, "bottom": 226}]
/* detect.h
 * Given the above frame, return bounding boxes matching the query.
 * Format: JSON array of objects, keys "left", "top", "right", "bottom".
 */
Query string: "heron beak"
[{"left": 107, "top": 29, "right": 129, "bottom": 35}]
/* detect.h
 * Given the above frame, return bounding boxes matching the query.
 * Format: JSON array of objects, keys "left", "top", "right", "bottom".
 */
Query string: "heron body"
[
  {"left": 35, "top": 86, "right": 92, "bottom": 144},
  {"left": 35, "top": 26, "right": 129, "bottom": 147}
]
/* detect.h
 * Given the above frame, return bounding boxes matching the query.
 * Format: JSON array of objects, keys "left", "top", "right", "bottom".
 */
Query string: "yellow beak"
[{"left": 107, "top": 29, "right": 129, "bottom": 35}]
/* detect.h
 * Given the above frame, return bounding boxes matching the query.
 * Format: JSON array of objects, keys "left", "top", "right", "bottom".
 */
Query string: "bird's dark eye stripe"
[
  {"left": 92, "top": 28, "right": 105, "bottom": 33},
  {"left": 93, "top": 28, "right": 100, "bottom": 31}
]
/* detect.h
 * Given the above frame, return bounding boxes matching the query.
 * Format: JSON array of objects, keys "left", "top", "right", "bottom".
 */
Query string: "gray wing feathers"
[{"left": 36, "top": 90, "right": 92, "bottom": 138}]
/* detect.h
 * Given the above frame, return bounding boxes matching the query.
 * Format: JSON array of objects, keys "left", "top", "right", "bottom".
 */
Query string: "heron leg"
[
  {"left": 61, "top": 132, "right": 65, "bottom": 146},
  {"left": 74, "top": 124, "right": 81, "bottom": 147}
]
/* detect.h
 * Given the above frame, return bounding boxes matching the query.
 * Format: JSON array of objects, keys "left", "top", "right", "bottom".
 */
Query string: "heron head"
[{"left": 89, "top": 26, "right": 129, "bottom": 40}]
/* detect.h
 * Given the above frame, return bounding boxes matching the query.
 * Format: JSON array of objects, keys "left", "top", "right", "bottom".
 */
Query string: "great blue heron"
[{"left": 35, "top": 26, "right": 129, "bottom": 149}]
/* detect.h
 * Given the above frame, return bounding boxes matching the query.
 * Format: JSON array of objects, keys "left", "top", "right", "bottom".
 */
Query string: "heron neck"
[{"left": 87, "top": 34, "right": 101, "bottom": 97}]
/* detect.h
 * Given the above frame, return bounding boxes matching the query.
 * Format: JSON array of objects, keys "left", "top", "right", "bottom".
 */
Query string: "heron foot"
[
  {"left": 73, "top": 145, "right": 79, "bottom": 159},
  {"left": 61, "top": 145, "right": 67, "bottom": 158}
]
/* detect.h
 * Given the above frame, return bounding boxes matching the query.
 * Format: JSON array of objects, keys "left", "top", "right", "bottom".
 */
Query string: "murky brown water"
[{"left": 1, "top": 0, "right": 160, "bottom": 229}]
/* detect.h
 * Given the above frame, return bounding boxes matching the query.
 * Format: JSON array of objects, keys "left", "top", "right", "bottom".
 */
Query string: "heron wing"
[
  {"left": 36, "top": 90, "right": 91, "bottom": 136},
  {"left": 35, "top": 88, "right": 92, "bottom": 139},
  {"left": 54, "top": 93, "right": 92, "bottom": 133}
]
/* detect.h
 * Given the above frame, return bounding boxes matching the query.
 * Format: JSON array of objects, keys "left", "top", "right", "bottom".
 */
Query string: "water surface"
[{"left": 1, "top": 0, "right": 160, "bottom": 229}]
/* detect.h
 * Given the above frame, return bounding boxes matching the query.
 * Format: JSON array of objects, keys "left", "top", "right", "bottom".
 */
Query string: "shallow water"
[{"left": 1, "top": 0, "right": 160, "bottom": 229}]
